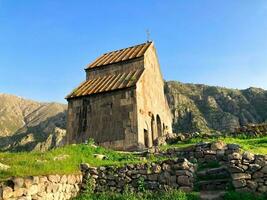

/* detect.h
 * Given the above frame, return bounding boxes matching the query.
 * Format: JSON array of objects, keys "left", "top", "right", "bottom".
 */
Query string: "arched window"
[{"left": 156, "top": 115, "right": 162, "bottom": 137}]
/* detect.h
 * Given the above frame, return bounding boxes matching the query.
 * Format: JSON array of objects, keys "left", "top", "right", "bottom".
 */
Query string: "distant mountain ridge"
[
  {"left": 0, "top": 94, "right": 67, "bottom": 151},
  {"left": 0, "top": 81, "right": 266, "bottom": 151},
  {"left": 165, "top": 81, "right": 267, "bottom": 134}
]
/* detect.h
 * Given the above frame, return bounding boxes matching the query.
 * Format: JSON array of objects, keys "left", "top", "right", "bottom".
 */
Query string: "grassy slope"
[
  {"left": 0, "top": 136, "right": 266, "bottom": 181},
  {"left": 0, "top": 144, "right": 143, "bottom": 180},
  {"left": 163, "top": 136, "right": 267, "bottom": 155}
]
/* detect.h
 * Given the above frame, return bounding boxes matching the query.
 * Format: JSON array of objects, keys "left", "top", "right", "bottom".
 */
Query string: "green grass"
[
  {"left": 73, "top": 190, "right": 200, "bottom": 200},
  {"left": 163, "top": 136, "right": 267, "bottom": 154},
  {"left": 0, "top": 136, "right": 266, "bottom": 181},
  {"left": 224, "top": 191, "right": 267, "bottom": 200},
  {"left": 0, "top": 143, "right": 145, "bottom": 181}
]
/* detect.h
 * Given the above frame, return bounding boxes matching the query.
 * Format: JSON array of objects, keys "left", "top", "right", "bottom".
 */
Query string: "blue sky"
[{"left": 0, "top": 0, "right": 267, "bottom": 103}]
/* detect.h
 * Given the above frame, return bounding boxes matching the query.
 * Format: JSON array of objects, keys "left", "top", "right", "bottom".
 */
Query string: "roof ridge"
[
  {"left": 103, "top": 41, "right": 152, "bottom": 55},
  {"left": 66, "top": 68, "right": 144, "bottom": 99},
  {"left": 86, "top": 42, "right": 153, "bottom": 69}
]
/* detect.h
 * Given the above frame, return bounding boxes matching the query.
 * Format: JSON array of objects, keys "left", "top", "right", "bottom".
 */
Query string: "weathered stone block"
[
  {"left": 231, "top": 173, "right": 251, "bottom": 180},
  {"left": 233, "top": 179, "right": 246, "bottom": 188}
]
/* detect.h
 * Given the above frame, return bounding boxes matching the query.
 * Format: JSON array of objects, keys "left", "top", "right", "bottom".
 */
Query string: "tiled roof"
[
  {"left": 86, "top": 42, "right": 152, "bottom": 69},
  {"left": 66, "top": 69, "right": 144, "bottom": 99}
]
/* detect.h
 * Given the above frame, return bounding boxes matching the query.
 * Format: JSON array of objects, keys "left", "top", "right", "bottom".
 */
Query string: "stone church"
[{"left": 66, "top": 42, "right": 172, "bottom": 150}]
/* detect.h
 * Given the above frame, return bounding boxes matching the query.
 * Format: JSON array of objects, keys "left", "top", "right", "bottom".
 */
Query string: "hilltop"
[
  {"left": 0, "top": 94, "right": 67, "bottom": 152},
  {"left": 165, "top": 81, "right": 267, "bottom": 134}
]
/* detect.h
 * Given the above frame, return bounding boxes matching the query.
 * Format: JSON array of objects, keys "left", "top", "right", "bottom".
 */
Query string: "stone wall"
[
  {"left": 66, "top": 88, "right": 138, "bottom": 151},
  {"left": 162, "top": 142, "right": 267, "bottom": 194},
  {"left": 80, "top": 158, "right": 195, "bottom": 193},
  {"left": 0, "top": 174, "right": 82, "bottom": 200},
  {"left": 233, "top": 123, "right": 267, "bottom": 137},
  {"left": 136, "top": 43, "right": 173, "bottom": 148},
  {"left": 79, "top": 142, "right": 267, "bottom": 195}
]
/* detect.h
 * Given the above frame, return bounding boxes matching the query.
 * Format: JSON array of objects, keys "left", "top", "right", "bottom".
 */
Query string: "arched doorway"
[
  {"left": 151, "top": 115, "right": 157, "bottom": 143},
  {"left": 156, "top": 115, "right": 162, "bottom": 137},
  {"left": 144, "top": 129, "right": 149, "bottom": 148}
]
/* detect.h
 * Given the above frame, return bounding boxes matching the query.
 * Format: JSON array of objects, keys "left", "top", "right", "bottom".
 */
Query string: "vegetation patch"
[
  {"left": 0, "top": 143, "right": 144, "bottom": 181},
  {"left": 164, "top": 136, "right": 267, "bottom": 154},
  {"left": 73, "top": 190, "right": 200, "bottom": 200},
  {"left": 224, "top": 191, "right": 267, "bottom": 200}
]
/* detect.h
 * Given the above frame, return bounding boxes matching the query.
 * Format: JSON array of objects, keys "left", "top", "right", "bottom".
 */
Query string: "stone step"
[
  {"left": 197, "top": 166, "right": 230, "bottom": 180},
  {"left": 200, "top": 190, "right": 226, "bottom": 200},
  {"left": 196, "top": 179, "right": 231, "bottom": 190}
]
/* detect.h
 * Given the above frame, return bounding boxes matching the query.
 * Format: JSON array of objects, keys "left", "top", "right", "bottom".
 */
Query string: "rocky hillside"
[
  {"left": 0, "top": 94, "right": 67, "bottom": 152},
  {"left": 165, "top": 81, "right": 267, "bottom": 134},
  {"left": 0, "top": 81, "right": 266, "bottom": 152}
]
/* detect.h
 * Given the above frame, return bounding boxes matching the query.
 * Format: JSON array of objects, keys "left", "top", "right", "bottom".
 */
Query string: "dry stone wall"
[
  {"left": 162, "top": 141, "right": 267, "bottom": 194},
  {"left": 80, "top": 158, "right": 195, "bottom": 193},
  {"left": 0, "top": 174, "right": 82, "bottom": 200}
]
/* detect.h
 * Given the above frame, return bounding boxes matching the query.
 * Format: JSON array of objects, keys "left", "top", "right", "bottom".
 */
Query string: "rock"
[
  {"left": 211, "top": 141, "right": 226, "bottom": 150},
  {"left": 151, "top": 164, "right": 161, "bottom": 173},
  {"left": 13, "top": 188, "right": 25, "bottom": 198},
  {"left": 228, "top": 144, "right": 240, "bottom": 150},
  {"left": 228, "top": 152, "right": 242, "bottom": 160},
  {"left": 24, "top": 177, "right": 34, "bottom": 188},
  {"left": 243, "top": 152, "right": 255, "bottom": 162},
  {"left": 252, "top": 171, "right": 264, "bottom": 178},
  {"left": 13, "top": 177, "right": 24, "bottom": 188},
  {"left": 53, "top": 154, "right": 70, "bottom": 161},
  {"left": 231, "top": 173, "right": 251, "bottom": 180},
  {"left": 233, "top": 179, "right": 246, "bottom": 188},
  {"left": 260, "top": 166, "right": 267, "bottom": 173},
  {"left": 80, "top": 163, "right": 91, "bottom": 171},
  {"left": 154, "top": 136, "right": 167, "bottom": 146},
  {"left": 27, "top": 185, "right": 38, "bottom": 195},
  {"left": 48, "top": 174, "right": 60, "bottom": 183},
  {"left": 0, "top": 162, "right": 10, "bottom": 171},
  {"left": 229, "top": 165, "right": 244, "bottom": 173},
  {"left": 176, "top": 133, "right": 186, "bottom": 141},
  {"left": 258, "top": 185, "right": 267, "bottom": 193},
  {"left": 93, "top": 154, "right": 107, "bottom": 160},
  {"left": 2, "top": 186, "right": 13, "bottom": 199},
  {"left": 248, "top": 164, "right": 261, "bottom": 172},
  {"left": 177, "top": 175, "right": 191, "bottom": 186},
  {"left": 246, "top": 180, "right": 258, "bottom": 190}
]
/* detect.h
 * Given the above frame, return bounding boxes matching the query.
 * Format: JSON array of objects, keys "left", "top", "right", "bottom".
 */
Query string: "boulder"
[
  {"left": 211, "top": 141, "right": 226, "bottom": 151},
  {"left": 243, "top": 152, "right": 255, "bottom": 162},
  {"left": 93, "top": 154, "right": 107, "bottom": 160}
]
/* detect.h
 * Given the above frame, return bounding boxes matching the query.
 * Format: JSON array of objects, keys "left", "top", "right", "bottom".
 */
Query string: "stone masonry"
[
  {"left": 66, "top": 42, "right": 172, "bottom": 151},
  {"left": 0, "top": 174, "right": 82, "bottom": 200},
  {"left": 80, "top": 158, "right": 195, "bottom": 193}
]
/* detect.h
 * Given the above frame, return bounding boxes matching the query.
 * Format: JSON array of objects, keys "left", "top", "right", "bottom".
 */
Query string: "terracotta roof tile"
[
  {"left": 86, "top": 42, "right": 152, "bottom": 69},
  {"left": 66, "top": 69, "right": 144, "bottom": 99}
]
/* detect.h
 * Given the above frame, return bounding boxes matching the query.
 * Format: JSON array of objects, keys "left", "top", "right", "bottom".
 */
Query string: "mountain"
[
  {"left": 165, "top": 81, "right": 267, "bottom": 134},
  {"left": 0, "top": 81, "right": 266, "bottom": 151},
  {"left": 0, "top": 94, "right": 67, "bottom": 152}
]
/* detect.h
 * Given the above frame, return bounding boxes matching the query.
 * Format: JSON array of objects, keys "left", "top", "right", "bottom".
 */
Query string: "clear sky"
[{"left": 0, "top": 0, "right": 267, "bottom": 103}]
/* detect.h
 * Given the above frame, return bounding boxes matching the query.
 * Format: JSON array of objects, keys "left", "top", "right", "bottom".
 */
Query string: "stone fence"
[
  {"left": 161, "top": 141, "right": 267, "bottom": 194},
  {"left": 80, "top": 158, "right": 196, "bottom": 193},
  {"left": 81, "top": 141, "right": 267, "bottom": 195},
  {"left": 0, "top": 174, "right": 82, "bottom": 200}
]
